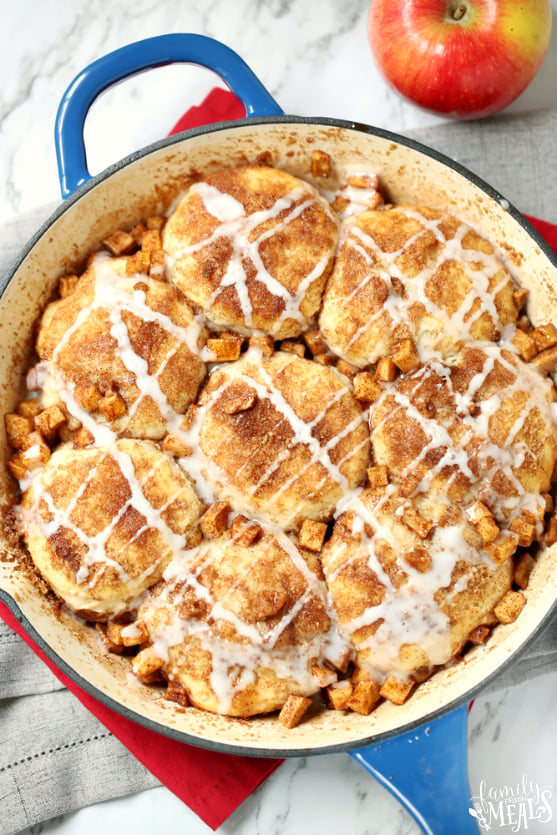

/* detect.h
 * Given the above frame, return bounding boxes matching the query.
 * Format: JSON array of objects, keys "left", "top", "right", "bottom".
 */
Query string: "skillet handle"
[
  {"left": 54, "top": 33, "right": 283, "bottom": 199},
  {"left": 350, "top": 703, "right": 480, "bottom": 834}
]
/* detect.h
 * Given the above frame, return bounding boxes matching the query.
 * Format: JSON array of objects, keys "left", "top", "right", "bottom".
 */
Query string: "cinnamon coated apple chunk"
[{"left": 278, "top": 695, "right": 313, "bottom": 728}]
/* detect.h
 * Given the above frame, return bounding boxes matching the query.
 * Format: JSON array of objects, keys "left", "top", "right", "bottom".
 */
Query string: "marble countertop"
[
  {"left": 3, "top": 0, "right": 557, "bottom": 226},
  {"left": 3, "top": 2, "right": 557, "bottom": 834}
]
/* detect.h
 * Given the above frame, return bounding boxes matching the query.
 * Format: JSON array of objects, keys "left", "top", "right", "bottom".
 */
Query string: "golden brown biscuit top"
[
  {"left": 321, "top": 490, "right": 481, "bottom": 671},
  {"left": 138, "top": 526, "right": 349, "bottom": 715},
  {"left": 20, "top": 439, "right": 203, "bottom": 618},
  {"left": 36, "top": 256, "right": 207, "bottom": 440},
  {"left": 184, "top": 350, "right": 370, "bottom": 528},
  {"left": 163, "top": 165, "right": 339, "bottom": 338},
  {"left": 322, "top": 487, "right": 514, "bottom": 676},
  {"left": 319, "top": 205, "right": 519, "bottom": 367},
  {"left": 371, "top": 344, "right": 557, "bottom": 516}
]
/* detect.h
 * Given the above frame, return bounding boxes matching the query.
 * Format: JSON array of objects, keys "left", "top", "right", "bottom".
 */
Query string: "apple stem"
[{"left": 452, "top": 3, "right": 467, "bottom": 20}]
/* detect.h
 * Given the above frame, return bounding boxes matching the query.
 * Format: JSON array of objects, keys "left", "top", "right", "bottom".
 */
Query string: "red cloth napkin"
[
  {"left": 169, "top": 87, "right": 245, "bottom": 133},
  {"left": 525, "top": 214, "right": 557, "bottom": 246},
  {"left": 2, "top": 86, "right": 557, "bottom": 831}
]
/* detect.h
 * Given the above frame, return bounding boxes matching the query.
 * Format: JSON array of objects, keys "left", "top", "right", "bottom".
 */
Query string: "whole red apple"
[{"left": 368, "top": 0, "right": 552, "bottom": 119}]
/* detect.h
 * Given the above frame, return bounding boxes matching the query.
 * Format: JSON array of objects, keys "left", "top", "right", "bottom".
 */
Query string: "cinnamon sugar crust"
[
  {"left": 319, "top": 205, "right": 519, "bottom": 368},
  {"left": 137, "top": 528, "right": 348, "bottom": 717},
  {"left": 195, "top": 351, "right": 370, "bottom": 529},
  {"left": 163, "top": 164, "right": 339, "bottom": 338},
  {"left": 36, "top": 259, "right": 207, "bottom": 440},
  {"left": 20, "top": 439, "right": 203, "bottom": 620}
]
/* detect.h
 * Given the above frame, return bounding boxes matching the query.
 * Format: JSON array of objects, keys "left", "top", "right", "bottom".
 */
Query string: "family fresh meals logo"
[{"left": 469, "top": 776, "right": 553, "bottom": 831}]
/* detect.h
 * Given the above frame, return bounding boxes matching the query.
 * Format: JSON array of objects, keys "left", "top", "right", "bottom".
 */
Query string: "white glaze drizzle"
[
  {"left": 142, "top": 523, "right": 350, "bottom": 714},
  {"left": 177, "top": 349, "right": 368, "bottom": 527},
  {"left": 42, "top": 256, "right": 205, "bottom": 438},
  {"left": 316, "top": 166, "right": 382, "bottom": 220},
  {"left": 167, "top": 182, "right": 335, "bottom": 334},
  {"left": 329, "top": 207, "right": 516, "bottom": 364}
]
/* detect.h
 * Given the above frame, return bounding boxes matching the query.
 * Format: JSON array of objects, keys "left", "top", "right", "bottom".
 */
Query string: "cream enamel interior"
[{"left": 1, "top": 119, "right": 557, "bottom": 754}]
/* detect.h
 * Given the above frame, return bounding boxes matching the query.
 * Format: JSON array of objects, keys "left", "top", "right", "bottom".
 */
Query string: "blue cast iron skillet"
[{"left": 3, "top": 33, "right": 557, "bottom": 835}]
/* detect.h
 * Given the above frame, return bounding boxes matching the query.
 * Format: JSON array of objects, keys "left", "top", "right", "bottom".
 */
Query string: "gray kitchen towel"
[
  {"left": 0, "top": 659, "right": 159, "bottom": 835},
  {"left": 1, "top": 108, "right": 557, "bottom": 835},
  {"left": 408, "top": 108, "right": 557, "bottom": 222}
]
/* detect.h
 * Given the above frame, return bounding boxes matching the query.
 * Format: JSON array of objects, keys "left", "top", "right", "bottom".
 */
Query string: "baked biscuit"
[
  {"left": 36, "top": 256, "right": 207, "bottom": 440},
  {"left": 321, "top": 490, "right": 513, "bottom": 679},
  {"left": 319, "top": 205, "right": 519, "bottom": 367},
  {"left": 135, "top": 527, "right": 349, "bottom": 716},
  {"left": 20, "top": 439, "right": 203, "bottom": 619},
  {"left": 163, "top": 164, "right": 339, "bottom": 338},
  {"left": 371, "top": 343, "right": 557, "bottom": 522},
  {"left": 190, "top": 350, "right": 370, "bottom": 528}
]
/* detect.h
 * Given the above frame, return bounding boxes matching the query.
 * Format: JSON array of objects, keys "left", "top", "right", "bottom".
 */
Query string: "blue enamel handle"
[
  {"left": 54, "top": 33, "right": 283, "bottom": 198},
  {"left": 351, "top": 703, "right": 479, "bottom": 834}
]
